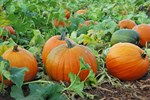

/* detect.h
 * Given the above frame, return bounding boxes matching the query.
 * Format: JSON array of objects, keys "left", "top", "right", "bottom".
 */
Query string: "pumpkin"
[
  {"left": 132, "top": 24, "right": 150, "bottom": 46},
  {"left": 118, "top": 19, "right": 136, "bottom": 29},
  {"left": 111, "top": 29, "right": 139, "bottom": 45},
  {"left": 76, "top": 10, "right": 86, "bottom": 15},
  {"left": 3, "top": 26, "right": 16, "bottom": 35},
  {"left": 53, "top": 19, "right": 65, "bottom": 27},
  {"left": 65, "top": 9, "right": 71, "bottom": 19},
  {"left": 42, "top": 32, "right": 74, "bottom": 65},
  {"left": 79, "top": 20, "right": 97, "bottom": 28},
  {"left": 1, "top": 45, "right": 38, "bottom": 85},
  {"left": 106, "top": 43, "right": 149, "bottom": 81},
  {"left": 45, "top": 39, "right": 97, "bottom": 82}
]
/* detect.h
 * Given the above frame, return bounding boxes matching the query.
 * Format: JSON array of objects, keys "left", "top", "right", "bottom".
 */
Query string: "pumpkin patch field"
[{"left": 0, "top": 0, "right": 150, "bottom": 100}]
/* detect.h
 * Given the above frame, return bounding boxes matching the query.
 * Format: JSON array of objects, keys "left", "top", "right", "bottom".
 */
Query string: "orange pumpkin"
[
  {"left": 106, "top": 43, "right": 149, "bottom": 81},
  {"left": 1, "top": 45, "right": 38, "bottom": 85},
  {"left": 65, "top": 9, "right": 71, "bottom": 19},
  {"left": 76, "top": 10, "right": 86, "bottom": 15},
  {"left": 118, "top": 19, "right": 136, "bottom": 29},
  {"left": 42, "top": 32, "right": 74, "bottom": 65},
  {"left": 132, "top": 24, "right": 150, "bottom": 46},
  {"left": 45, "top": 40, "right": 97, "bottom": 82},
  {"left": 3, "top": 26, "right": 16, "bottom": 35},
  {"left": 53, "top": 19, "right": 65, "bottom": 27},
  {"left": 79, "top": 20, "right": 97, "bottom": 28}
]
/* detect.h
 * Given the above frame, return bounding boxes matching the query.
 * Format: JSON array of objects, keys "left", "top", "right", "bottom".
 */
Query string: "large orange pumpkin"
[
  {"left": 106, "top": 43, "right": 149, "bottom": 81},
  {"left": 132, "top": 24, "right": 150, "bottom": 46},
  {"left": 45, "top": 40, "right": 97, "bottom": 82},
  {"left": 118, "top": 19, "right": 136, "bottom": 29},
  {"left": 42, "top": 32, "right": 74, "bottom": 65},
  {"left": 1, "top": 45, "right": 38, "bottom": 85}
]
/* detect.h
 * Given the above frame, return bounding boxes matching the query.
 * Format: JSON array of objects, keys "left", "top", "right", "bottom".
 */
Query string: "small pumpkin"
[
  {"left": 65, "top": 9, "right": 71, "bottom": 19},
  {"left": 42, "top": 32, "right": 74, "bottom": 65},
  {"left": 45, "top": 39, "right": 97, "bottom": 82},
  {"left": 132, "top": 24, "right": 150, "bottom": 46},
  {"left": 53, "top": 19, "right": 65, "bottom": 27},
  {"left": 3, "top": 26, "right": 16, "bottom": 35},
  {"left": 79, "top": 20, "right": 97, "bottom": 28},
  {"left": 111, "top": 29, "right": 139, "bottom": 45},
  {"left": 118, "top": 19, "right": 136, "bottom": 29},
  {"left": 76, "top": 10, "right": 86, "bottom": 15},
  {"left": 1, "top": 45, "right": 38, "bottom": 85},
  {"left": 106, "top": 43, "right": 149, "bottom": 81}
]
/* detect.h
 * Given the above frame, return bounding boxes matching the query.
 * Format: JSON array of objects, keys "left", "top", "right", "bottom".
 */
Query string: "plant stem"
[
  {"left": 59, "top": 31, "right": 66, "bottom": 40},
  {"left": 66, "top": 39, "right": 73, "bottom": 48},
  {"left": 13, "top": 45, "right": 19, "bottom": 52},
  {"left": 23, "top": 80, "right": 54, "bottom": 85},
  {"left": 141, "top": 53, "right": 147, "bottom": 59},
  {"left": 0, "top": 62, "right": 6, "bottom": 95},
  {"left": 0, "top": 75, "right": 5, "bottom": 95}
]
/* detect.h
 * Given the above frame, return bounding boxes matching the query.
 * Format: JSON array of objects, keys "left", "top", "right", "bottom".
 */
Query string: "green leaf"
[
  {"left": 85, "top": 70, "right": 98, "bottom": 86},
  {"left": 0, "top": 57, "right": 10, "bottom": 76},
  {"left": 10, "top": 85, "right": 24, "bottom": 99},
  {"left": 10, "top": 67, "right": 28, "bottom": 88},
  {"left": 11, "top": 83, "right": 67, "bottom": 100},
  {"left": 7, "top": 38, "right": 17, "bottom": 46},
  {"left": 68, "top": 72, "right": 84, "bottom": 98},
  {"left": 79, "top": 57, "right": 90, "bottom": 70},
  {"left": 28, "top": 46, "right": 41, "bottom": 57},
  {"left": 0, "top": 57, "right": 9, "bottom": 73},
  {"left": 30, "top": 29, "right": 45, "bottom": 47},
  {"left": 77, "top": 25, "right": 89, "bottom": 36},
  {"left": 2, "top": 70, "right": 10, "bottom": 80}
]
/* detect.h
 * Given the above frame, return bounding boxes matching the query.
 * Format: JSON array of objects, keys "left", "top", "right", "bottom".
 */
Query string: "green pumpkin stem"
[
  {"left": 59, "top": 31, "right": 66, "bottom": 40},
  {"left": 13, "top": 45, "right": 19, "bottom": 52},
  {"left": 141, "top": 52, "right": 147, "bottom": 59},
  {"left": 66, "top": 39, "right": 73, "bottom": 48}
]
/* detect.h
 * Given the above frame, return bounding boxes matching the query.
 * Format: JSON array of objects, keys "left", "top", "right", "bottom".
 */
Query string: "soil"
[{"left": 0, "top": 70, "right": 150, "bottom": 100}]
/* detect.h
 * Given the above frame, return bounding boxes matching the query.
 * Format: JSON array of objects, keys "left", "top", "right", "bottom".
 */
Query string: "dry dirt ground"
[{"left": 0, "top": 70, "right": 150, "bottom": 100}]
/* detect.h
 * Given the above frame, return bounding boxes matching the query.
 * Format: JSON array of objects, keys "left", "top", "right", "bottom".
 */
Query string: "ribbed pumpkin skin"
[
  {"left": 42, "top": 35, "right": 73, "bottom": 65},
  {"left": 132, "top": 24, "right": 150, "bottom": 46},
  {"left": 45, "top": 44, "right": 97, "bottom": 82},
  {"left": 106, "top": 43, "right": 149, "bottom": 81},
  {"left": 118, "top": 19, "right": 136, "bottom": 29},
  {"left": 1, "top": 46, "right": 38, "bottom": 84}
]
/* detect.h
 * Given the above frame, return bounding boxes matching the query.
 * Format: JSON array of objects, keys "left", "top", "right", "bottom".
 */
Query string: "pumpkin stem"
[
  {"left": 13, "top": 45, "right": 19, "bottom": 52},
  {"left": 66, "top": 39, "right": 73, "bottom": 48},
  {"left": 141, "top": 52, "right": 146, "bottom": 59},
  {"left": 59, "top": 31, "right": 66, "bottom": 40}
]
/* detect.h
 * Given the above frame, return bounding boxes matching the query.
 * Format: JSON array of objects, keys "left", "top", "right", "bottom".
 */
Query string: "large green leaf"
[
  {"left": 10, "top": 67, "right": 28, "bottom": 88},
  {"left": 11, "top": 83, "right": 67, "bottom": 100}
]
